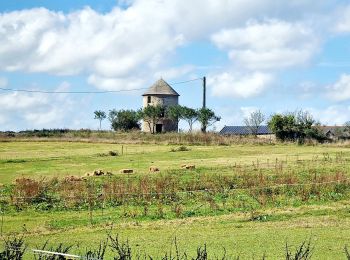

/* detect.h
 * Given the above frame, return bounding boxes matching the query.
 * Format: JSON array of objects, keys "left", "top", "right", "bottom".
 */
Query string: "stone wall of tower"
[{"left": 142, "top": 95, "right": 179, "bottom": 133}]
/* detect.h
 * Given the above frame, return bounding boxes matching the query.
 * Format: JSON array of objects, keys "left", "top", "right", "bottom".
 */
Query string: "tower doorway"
[{"left": 156, "top": 124, "right": 163, "bottom": 133}]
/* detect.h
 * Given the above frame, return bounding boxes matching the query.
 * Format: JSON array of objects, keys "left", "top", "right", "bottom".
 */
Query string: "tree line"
[
  {"left": 94, "top": 105, "right": 220, "bottom": 134},
  {"left": 95, "top": 106, "right": 350, "bottom": 142},
  {"left": 244, "top": 109, "right": 350, "bottom": 143}
]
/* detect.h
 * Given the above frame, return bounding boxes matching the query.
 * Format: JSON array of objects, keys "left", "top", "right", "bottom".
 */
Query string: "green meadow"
[{"left": 1, "top": 139, "right": 350, "bottom": 259}]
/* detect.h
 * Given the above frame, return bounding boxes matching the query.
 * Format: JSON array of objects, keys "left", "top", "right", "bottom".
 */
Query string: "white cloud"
[
  {"left": 0, "top": 114, "right": 6, "bottom": 124},
  {"left": 87, "top": 74, "right": 146, "bottom": 91},
  {"left": 0, "top": 92, "right": 49, "bottom": 110},
  {"left": 0, "top": 77, "right": 7, "bottom": 87},
  {"left": 0, "top": 82, "right": 77, "bottom": 130},
  {"left": 327, "top": 74, "right": 350, "bottom": 101},
  {"left": 309, "top": 105, "right": 350, "bottom": 125},
  {"left": 153, "top": 65, "right": 195, "bottom": 80},
  {"left": 208, "top": 71, "right": 273, "bottom": 98},
  {"left": 0, "top": 1, "right": 338, "bottom": 91},
  {"left": 0, "top": 5, "right": 185, "bottom": 89},
  {"left": 211, "top": 19, "right": 319, "bottom": 70},
  {"left": 334, "top": 5, "right": 350, "bottom": 33}
]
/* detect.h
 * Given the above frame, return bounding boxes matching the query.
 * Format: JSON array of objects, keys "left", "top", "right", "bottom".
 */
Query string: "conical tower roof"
[{"left": 142, "top": 79, "right": 180, "bottom": 96}]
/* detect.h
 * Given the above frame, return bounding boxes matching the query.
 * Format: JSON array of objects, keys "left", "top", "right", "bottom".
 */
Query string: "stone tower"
[{"left": 142, "top": 78, "right": 180, "bottom": 133}]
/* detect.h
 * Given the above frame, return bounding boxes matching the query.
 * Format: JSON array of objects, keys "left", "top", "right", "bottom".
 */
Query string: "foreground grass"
[{"left": 2, "top": 201, "right": 350, "bottom": 259}]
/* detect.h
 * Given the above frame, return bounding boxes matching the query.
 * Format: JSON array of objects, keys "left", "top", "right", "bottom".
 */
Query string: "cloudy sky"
[{"left": 1, "top": 0, "right": 350, "bottom": 131}]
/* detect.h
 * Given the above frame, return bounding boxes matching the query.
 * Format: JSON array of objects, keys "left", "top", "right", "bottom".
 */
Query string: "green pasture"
[
  {"left": 1, "top": 140, "right": 350, "bottom": 259},
  {"left": 1, "top": 141, "right": 350, "bottom": 184}
]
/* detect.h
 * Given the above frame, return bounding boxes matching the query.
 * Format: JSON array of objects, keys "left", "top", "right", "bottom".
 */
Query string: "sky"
[{"left": 1, "top": 0, "right": 350, "bottom": 131}]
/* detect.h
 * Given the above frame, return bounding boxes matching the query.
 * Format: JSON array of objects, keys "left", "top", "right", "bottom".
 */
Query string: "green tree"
[
  {"left": 182, "top": 106, "right": 198, "bottom": 132},
  {"left": 94, "top": 110, "right": 106, "bottom": 130},
  {"left": 268, "top": 110, "right": 325, "bottom": 142},
  {"left": 268, "top": 113, "right": 297, "bottom": 141},
  {"left": 108, "top": 109, "right": 140, "bottom": 131},
  {"left": 138, "top": 105, "right": 163, "bottom": 134},
  {"left": 166, "top": 105, "right": 183, "bottom": 131},
  {"left": 198, "top": 108, "right": 220, "bottom": 133},
  {"left": 243, "top": 110, "right": 265, "bottom": 137}
]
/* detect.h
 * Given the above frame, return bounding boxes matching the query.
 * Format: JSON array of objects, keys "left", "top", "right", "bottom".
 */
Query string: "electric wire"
[{"left": 0, "top": 78, "right": 203, "bottom": 94}]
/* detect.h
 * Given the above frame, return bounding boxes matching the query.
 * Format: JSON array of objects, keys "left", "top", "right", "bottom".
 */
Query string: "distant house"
[
  {"left": 219, "top": 125, "right": 272, "bottom": 136},
  {"left": 319, "top": 126, "right": 349, "bottom": 140}
]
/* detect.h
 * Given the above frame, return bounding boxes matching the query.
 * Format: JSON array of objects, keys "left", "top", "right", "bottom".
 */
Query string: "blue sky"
[{"left": 1, "top": 0, "right": 350, "bottom": 131}]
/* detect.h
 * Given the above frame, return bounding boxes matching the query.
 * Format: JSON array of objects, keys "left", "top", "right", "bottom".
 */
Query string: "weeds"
[
  {"left": 84, "top": 239, "right": 108, "bottom": 260},
  {"left": 0, "top": 235, "right": 346, "bottom": 259},
  {"left": 345, "top": 246, "right": 350, "bottom": 260},
  {"left": 108, "top": 234, "right": 132, "bottom": 260},
  {"left": 285, "top": 239, "right": 313, "bottom": 260},
  {"left": 33, "top": 241, "right": 73, "bottom": 260},
  {"left": 0, "top": 236, "right": 26, "bottom": 260}
]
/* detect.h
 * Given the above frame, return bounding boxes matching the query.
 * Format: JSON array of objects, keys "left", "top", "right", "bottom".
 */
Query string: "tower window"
[{"left": 147, "top": 96, "right": 151, "bottom": 104}]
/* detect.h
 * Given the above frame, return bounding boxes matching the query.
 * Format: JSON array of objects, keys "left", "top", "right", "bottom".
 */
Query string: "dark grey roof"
[
  {"left": 219, "top": 125, "right": 272, "bottom": 135},
  {"left": 319, "top": 126, "right": 345, "bottom": 134},
  {"left": 142, "top": 79, "right": 180, "bottom": 96}
]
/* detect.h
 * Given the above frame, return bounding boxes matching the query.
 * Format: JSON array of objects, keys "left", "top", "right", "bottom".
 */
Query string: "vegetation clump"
[{"left": 170, "top": 146, "right": 191, "bottom": 152}]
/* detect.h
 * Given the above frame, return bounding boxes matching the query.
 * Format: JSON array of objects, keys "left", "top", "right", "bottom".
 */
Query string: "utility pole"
[
  {"left": 202, "top": 76, "right": 206, "bottom": 109},
  {"left": 201, "top": 76, "right": 207, "bottom": 133}
]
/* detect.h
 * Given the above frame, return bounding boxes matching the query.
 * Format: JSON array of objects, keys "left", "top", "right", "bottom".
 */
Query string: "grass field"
[{"left": 1, "top": 139, "right": 350, "bottom": 259}]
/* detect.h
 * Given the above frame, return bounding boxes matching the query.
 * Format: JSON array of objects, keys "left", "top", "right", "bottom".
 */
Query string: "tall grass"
[
  {"left": 2, "top": 156, "right": 349, "bottom": 221},
  {"left": 0, "top": 129, "right": 275, "bottom": 145}
]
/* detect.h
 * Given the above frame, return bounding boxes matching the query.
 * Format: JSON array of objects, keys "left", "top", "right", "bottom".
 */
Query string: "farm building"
[
  {"left": 219, "top": 125, "right": 272, "bottom": 136},
  {"left": 142, "top": 78, "right": 180, "bottom": 133},
  {"left": 320, "top": 126, "right": 349, "bottom": 140}
]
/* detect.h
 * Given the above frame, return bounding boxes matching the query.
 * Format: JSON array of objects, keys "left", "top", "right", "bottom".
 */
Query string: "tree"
[
  {"left": 94, "top": 110, "right": 106, "bottom": 130},
  {"left": 138, "top": 105, "right": 163, "bottom": 134},
  {"left": 166, "top": 105, "right": 183, "bottom": 131},
  {"left": 268, "top": 110, "right": 326, "bottom": 142},
  {"left": 344, "top": 121, "right": 350, "bottom": 138},
  {"left": 243, "top": 110, "right": 265, "bottom": 137},
  {"left": 197, "top": 108, "right": 220, "bottom": 133},
  {"left": 108, "top": 109, "right": 140, "bottom": 131},
  {"left": 182, "top": 106, "right": 198, "bottom": 132}
]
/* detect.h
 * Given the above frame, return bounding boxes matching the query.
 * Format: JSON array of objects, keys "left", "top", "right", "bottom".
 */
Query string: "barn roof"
[
  {"left": 219, "top": 125, "right": 272, "bottom": 135},
  {"left": 142, "top": 79, "right": 180, "bottom": 96}
]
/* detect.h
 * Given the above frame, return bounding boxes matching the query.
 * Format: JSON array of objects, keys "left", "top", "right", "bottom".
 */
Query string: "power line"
[
  {"left": 0, "top": 87, "right": 148, "bottom": 94},
  {"left": 0, "top": 78, "right": 203, "bottom": 94},
  {"left": 0, "top": 87, "right": 151, "bottom": 94},
  {"left": 170, "top": 77, "right": 202, "bottom": 85}
]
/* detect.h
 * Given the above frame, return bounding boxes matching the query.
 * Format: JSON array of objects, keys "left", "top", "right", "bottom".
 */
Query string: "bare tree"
[{"left": 244, "top": 110, "right": 265, "bottom": 137}]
